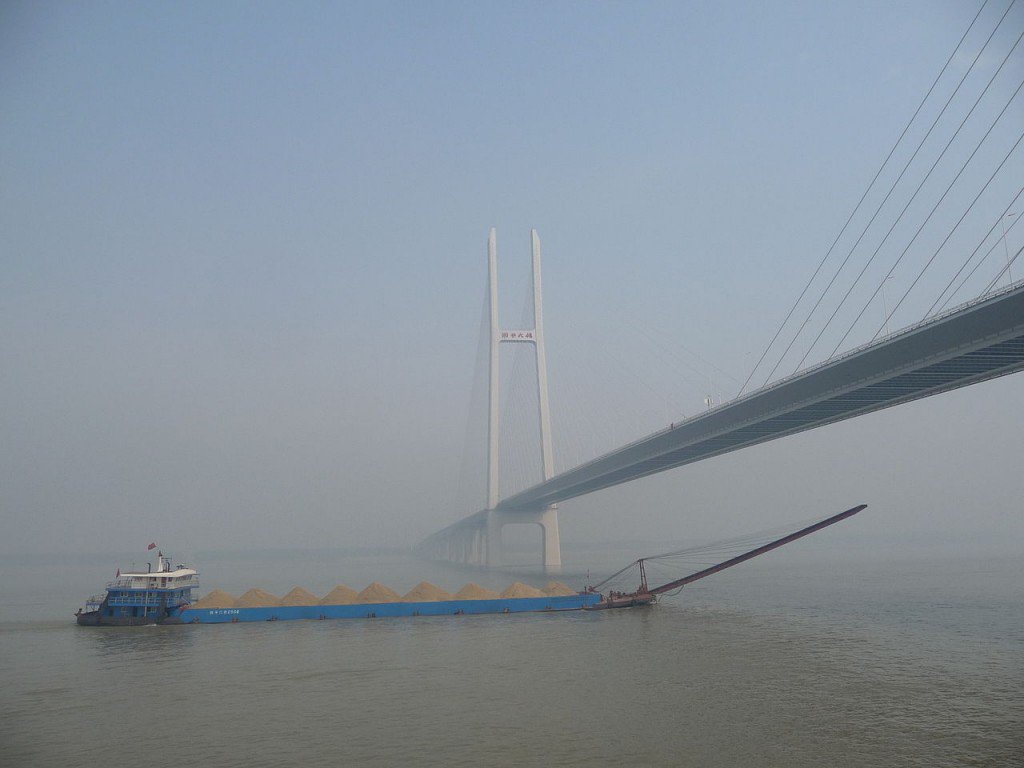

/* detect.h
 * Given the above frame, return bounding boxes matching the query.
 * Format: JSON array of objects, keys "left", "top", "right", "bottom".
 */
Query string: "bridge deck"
[{"left": 495, "top": 282, "right": 1024, "bottom": 511}]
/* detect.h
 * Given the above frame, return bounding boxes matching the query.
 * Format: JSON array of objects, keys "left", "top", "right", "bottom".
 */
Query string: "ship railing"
[
  {"left": 106, "top": 576, "right": 200, "bottom": 591},
  {"left": 107, "top": 596, "right": 163, "bottom": 607},
  {"left": 107, "top": 593, "right": 196, "bottom": 607}
]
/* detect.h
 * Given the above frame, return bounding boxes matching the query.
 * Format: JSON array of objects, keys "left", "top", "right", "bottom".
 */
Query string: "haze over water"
[
  {"left": 3, "top": 3, "right": 1024, "bottom": 766},
  {"left": 2, "top": 548, "right": 1020, "bottom": 767}
]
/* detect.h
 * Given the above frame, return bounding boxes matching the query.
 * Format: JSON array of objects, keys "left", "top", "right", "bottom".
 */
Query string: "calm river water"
[{"left": 1, "top": 548, "right": 1021, "bottom": 767}]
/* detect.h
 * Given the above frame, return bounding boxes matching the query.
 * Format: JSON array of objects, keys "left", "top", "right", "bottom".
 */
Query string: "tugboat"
[{"left": 75, "top": 550, "right": 199, "bottom": 626}]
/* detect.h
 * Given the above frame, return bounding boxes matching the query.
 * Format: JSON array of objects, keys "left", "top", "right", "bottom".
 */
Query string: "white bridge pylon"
[{"left": 424, "top": 229, "right": 561, "bottom": 569}]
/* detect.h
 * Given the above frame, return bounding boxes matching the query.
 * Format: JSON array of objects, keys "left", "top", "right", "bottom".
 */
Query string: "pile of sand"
[
  {"left": 453, "top": 583, "right": 500, "bottom": 600},
  {"left": 233, "top": 588, "right": 282, "bottom": 608},
  {"left": 191, "top": 589, "right": 236, "bottom": 609},
  {"left": 543, "top": 581, "right": 577, "bottom": 597},
  {"left": 501, "top": 582, "right": 545, "bottom": 598},
  {"left": 357, "top": 582, "right": 401, "bottom": 603},
  {"left": 279, "top": 587, "right": 320, "bottom": 606},
  {"left": 401, "top": 582, "right": 453, "bottom": 602},
  {"left": 319, "top": 585, "right": 360, "bottom": 605}
]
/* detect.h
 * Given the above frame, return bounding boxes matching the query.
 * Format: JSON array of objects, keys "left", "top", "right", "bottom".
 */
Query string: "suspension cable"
[
  {"left": 831, "top": 85, "right": 1024, "bottom": 355},
  {"left": 944, "top": 211, "right": 1023, "bottom": 309},
  {"left": 796, "top": 15, "right": 1024, "bottom": 369},
  {"left": 761, "top": 0, "right": 1018, "bottom": 384},
  {"left": 873, "top": 130, "right": 1024, "bottom": 341},
  {"left": 981, "top": 241, "right": 1024, "bottom": 293},
  {"left": 926, "top": 186, "right": 1024, "bottom": 316},
  {"left": 736, "top": 0, "right": 994, "bottom": 397}
]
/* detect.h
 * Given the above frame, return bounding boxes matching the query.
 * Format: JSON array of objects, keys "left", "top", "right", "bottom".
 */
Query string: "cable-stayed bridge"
[
  {"left": 420, "top": 3, "right": 1024, "bottom": 568},
  {"left": 419, "top": 241, "right": 1024, "bottom": 569}
]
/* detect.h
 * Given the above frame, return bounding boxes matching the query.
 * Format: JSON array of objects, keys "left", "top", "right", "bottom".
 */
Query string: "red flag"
[{"left": 147, "top": 542, "right": 157, "bottom": 550}]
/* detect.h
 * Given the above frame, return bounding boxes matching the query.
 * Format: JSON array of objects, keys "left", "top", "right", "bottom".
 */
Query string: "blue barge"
[
  {"left": 75, "top": 552, "right": 606, "bottom": 626},
  {"left": 173, "top": 593, "right": 602, "bottom": 624}
]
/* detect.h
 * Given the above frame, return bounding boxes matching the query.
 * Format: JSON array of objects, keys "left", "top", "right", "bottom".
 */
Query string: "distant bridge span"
[
  {"left": 422, "top": 281, "right": 1024, "bottom": 567},
  {"left": 498, "top": 282, "right": 1024, "bottom": 511}
]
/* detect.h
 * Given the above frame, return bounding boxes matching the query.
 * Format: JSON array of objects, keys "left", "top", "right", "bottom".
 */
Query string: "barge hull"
[{"left": 170, "top": 593, "right": 601, "bottom": 624}]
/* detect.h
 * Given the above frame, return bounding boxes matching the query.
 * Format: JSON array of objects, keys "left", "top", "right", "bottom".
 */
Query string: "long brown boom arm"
[{"left": 647, "top": 504, "right": 867, "bottom": 596}]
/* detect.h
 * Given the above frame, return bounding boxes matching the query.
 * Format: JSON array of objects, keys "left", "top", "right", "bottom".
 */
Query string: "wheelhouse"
[{"left": 93, "top": 553, "right": 199, "bottom": 621}]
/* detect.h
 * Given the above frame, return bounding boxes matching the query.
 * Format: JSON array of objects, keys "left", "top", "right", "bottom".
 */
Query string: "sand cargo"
[{"left": 176, "top": 579, "right": 598, "bottom": 624}]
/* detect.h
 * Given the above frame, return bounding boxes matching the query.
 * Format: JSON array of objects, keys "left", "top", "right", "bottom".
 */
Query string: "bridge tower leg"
[
  {"left": 485, "top": 229, "right": 561, "bottom": 570},
  {"left": 487, "top": 229, "right": 501, "bottom": 513}
]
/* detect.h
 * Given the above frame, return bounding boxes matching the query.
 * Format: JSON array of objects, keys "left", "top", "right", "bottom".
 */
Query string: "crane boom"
[{"left": 646, "top": 503, "right": 866, "bottom": 596}]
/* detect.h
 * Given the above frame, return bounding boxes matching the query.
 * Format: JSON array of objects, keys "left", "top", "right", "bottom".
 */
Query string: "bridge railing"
[
  {"left": 561, "top": 279, "right": 1024, "bottom": 465},
  {"left": 753, "top": 278, "right": 1024, "bottom": 399}
]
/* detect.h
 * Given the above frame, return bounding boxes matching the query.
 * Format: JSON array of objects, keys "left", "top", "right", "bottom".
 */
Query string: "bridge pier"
[
  {"left": 486, "top": 507, "right": 561, "bottom": 570},
  {"left": 428, "top": 518, "right": 490, "bottom": 567},
  {"left": 419, "top": 506, "right": 561, "bottom": 570},
  {"left": 472, "top": 527, "right": 486, "bottom": 565}
]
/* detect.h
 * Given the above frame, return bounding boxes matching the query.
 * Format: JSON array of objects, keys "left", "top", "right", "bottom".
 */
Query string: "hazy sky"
[{"left": 3, "top": 1, "right": 1022, "bottom": 558}]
